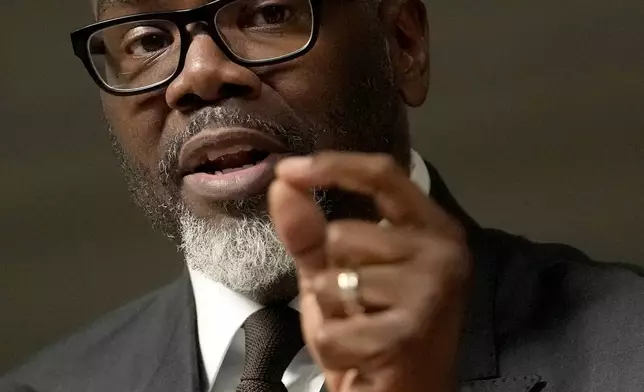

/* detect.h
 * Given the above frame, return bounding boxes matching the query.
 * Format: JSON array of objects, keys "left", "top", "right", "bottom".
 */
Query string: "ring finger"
[{"left": 313, "top": 265, "right": 405, "bottom": 318}]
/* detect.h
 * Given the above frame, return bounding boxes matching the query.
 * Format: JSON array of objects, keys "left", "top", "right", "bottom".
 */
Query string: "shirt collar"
[
  {"left": 189, "top": 149, "right": 431, "bottom": 386},
  {"left": 409, "top": 148, "right": 431, "bottom": 197}
]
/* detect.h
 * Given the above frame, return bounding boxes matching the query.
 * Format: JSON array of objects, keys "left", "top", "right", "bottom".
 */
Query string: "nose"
[{"left": 165, "top": 31, "right": 262, "bottom": 112}]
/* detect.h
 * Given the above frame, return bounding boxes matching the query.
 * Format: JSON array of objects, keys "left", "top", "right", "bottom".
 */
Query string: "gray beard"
[
  {"left": 178, "top": 189, "right": 330, "bottom": 302},
  {"left": 179, "top": 211, "right": 296, "bottom": 301}
]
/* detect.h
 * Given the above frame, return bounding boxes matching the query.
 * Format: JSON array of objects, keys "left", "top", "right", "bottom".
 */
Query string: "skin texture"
[
  {"left": 97, "top": 0, "right": 471, "bottom": 390},
  {"left": 103, "top": 0, "right": 410, "bottom": 238}
]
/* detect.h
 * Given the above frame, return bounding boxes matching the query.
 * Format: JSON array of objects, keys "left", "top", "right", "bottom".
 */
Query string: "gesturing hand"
[{"left": 268, "top": 152, "right": 472, "bottom": 392}]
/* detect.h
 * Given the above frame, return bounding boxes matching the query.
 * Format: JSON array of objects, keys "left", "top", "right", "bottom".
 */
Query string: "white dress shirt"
[{"left": 190, "top": 149, "right": 431, "bottom": 392}]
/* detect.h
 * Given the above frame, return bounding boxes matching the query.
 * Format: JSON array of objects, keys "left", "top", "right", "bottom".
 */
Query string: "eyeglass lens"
[{"left": 87, "top": 0, "right": 314, "bottom": 92}]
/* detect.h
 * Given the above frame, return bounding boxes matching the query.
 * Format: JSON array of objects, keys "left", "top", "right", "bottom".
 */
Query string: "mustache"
[{"left": 158, "top": 106, "right": 318, "bottom": 187}]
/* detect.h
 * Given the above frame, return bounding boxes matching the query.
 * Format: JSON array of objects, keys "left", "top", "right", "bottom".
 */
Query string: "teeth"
[
  {"left": 207, "top": 150, "right": 220, "bottom": 161},
  {"left": 203, "top": 145, "right": 255, "bottom": 163},
  {"left": 210, "top": 163, "right": 257, "bottom": 176},
  {"left": 219, "top": 145, "right": 254, "bottom": 157},
  {"left": 229, "top": 145, "right": 254, "bottom": 154}
]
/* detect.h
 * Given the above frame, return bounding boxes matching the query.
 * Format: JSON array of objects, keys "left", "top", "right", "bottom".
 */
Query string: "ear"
[{"left": 385, "top": 0, "right": 430, "bottom": 107}]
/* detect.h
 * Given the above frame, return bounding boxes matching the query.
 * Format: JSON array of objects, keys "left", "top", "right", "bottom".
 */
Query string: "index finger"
[{"left": 275, "top": 152, "right": 445, "bottom": 229}]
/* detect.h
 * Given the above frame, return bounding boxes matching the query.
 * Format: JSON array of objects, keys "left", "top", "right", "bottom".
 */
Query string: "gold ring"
[{"left": 337, "top": 270, "right": 364, "bottom": 315}]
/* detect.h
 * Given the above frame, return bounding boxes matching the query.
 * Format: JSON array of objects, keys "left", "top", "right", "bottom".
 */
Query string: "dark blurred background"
[{"left": 1, "top": 0, "right": 643, "bottom": 374}]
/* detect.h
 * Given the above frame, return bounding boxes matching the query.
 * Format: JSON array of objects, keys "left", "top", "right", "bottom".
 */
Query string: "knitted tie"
[{"left": 236, "top": 306, "right": 305, "bottom": 392}]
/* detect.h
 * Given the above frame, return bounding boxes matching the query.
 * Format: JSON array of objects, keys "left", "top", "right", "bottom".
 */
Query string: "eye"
[
  {"left": 250, "top": 4, "right": 293, "bottom": 26},
  {"left": 123, "top": 27, "right": 174, "bottom": 56}
]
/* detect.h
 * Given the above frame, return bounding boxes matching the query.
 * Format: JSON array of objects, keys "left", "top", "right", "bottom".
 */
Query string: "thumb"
[
  {"left": 268, "top": 179, "right": 351, "bottom": 392},
  {"left": 268, "top": 179, "right": 328, "bottom": 283}
]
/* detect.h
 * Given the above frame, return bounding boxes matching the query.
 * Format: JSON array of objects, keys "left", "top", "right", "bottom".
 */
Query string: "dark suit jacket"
[{"left": 3, "top": 163, "right": 644, "bottom": 392}]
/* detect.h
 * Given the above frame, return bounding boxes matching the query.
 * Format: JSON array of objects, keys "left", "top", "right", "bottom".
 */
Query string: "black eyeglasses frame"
[{"left": 70, "top": 0, "right": 323, "bottom": 96}]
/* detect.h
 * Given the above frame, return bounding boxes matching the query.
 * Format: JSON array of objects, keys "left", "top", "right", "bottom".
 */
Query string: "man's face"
[{"left": 97, "top": 0, "right": 428, "bottom": 300}]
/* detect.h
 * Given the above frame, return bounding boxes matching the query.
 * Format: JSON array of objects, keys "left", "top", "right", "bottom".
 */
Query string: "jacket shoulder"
[
  {"left": 492, "top": 230, "right": 644, "bottom": 334},
  {"left": 490, "top": 230, "right": 644, "bottom": 390},
  {"left": 2, "top": 278, "right": 189, "bottom": 391}
]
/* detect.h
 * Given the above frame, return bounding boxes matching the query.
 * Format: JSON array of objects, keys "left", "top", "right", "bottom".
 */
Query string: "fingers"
[
  {"left": 269, "top": 152, "right": 470, "bottom": 392},
  {"left": 312, "top": 311, "right": 409, "bottom": 371},
  {"left": 275, "top": 152, "right": 447, "bottom": 229},
  {"left": 314, "top": 265, "right": 404, "bottom": 318},
  {"left": 270, "top": 152, "right": 466, "bottom": 285},
  {"left": 268, "top": 179, "right": 327, "bottom": 283},
  {"left": 317, "top": 221, "right": 417, "bottom": 317},
  {"left": 326, "top": 220, "right": 416, "bottom": 266}
]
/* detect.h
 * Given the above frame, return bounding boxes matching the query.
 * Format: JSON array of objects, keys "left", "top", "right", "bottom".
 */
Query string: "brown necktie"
[{"left": 236, "top": 306, "right": 305, "bottom": 392}]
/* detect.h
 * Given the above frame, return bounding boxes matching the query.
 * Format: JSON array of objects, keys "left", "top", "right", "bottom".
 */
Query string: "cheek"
[
  {"left": 265, "top": 63, "right": 337, "bottom": 121},
  {"left": 102, "top": 93, "right": 169, "bottom": 170},
  {"left": 266, "top": 29, "right": 360, "bottom": 113},
  {"left": 265, "top": 10, "right": 380, "bottom": 123}
]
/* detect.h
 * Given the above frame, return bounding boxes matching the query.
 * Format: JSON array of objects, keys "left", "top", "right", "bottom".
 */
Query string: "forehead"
[{"left": 96, "top": 0, "right": 206, "bottom": 18}]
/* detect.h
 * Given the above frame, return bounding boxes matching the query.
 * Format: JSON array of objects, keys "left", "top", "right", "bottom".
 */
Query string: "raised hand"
[{"left": 268, "top": 152, "right": 472, "bottom": 392}]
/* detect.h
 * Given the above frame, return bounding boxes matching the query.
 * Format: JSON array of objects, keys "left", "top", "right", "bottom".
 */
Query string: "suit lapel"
[
  {"left": 424, "top": 161, "right": 498, "bottom": 381},
  {"left": 426, "top": 162, "right": 545, "bottom": 391},
  {"left": 140, "top": 272, "right": 202, "bottom": 392},
  {"left": 455, "top": 231, "right": 546, "bottom": 391}
]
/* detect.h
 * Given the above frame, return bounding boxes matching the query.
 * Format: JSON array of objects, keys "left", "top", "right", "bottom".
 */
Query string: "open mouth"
[
  {"left": 192, "top": 146, "right": 271, "bottom": 176},
  {"left": 179, "top": 128, "right": 287, "bottom": 177},
  {"left": 178, "top": 128, "right": 288, "bottom": 200}
]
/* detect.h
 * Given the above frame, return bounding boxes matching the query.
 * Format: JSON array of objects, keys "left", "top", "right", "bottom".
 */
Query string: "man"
[{"left": 2, "top": 0, "right": 643, "bottom": 391}]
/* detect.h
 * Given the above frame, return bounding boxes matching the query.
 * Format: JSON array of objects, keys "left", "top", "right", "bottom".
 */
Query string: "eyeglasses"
[{"left": 70, "top": 0, "right": 321, "bottom": 96}]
